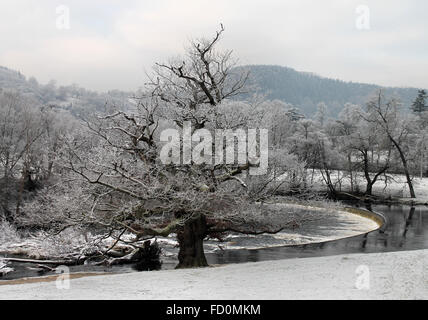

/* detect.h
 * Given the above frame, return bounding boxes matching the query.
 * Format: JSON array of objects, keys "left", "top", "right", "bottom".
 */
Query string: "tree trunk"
[
  {"left": 362, "top": 151, "right": 373, "bottom": 196},
  {"left": 365, "top": 182, "right": 372, "bottom": 196},
  {"left": 2, "top": 167, "right": 13, "bottom": 223},
  {"left": 348, "top": 154, "right": 354, "bottom": 192},
  {"left": 390, "top": 137, "right": 416, "bottom": 198},
  {"left": 176, "top": 214, "right": 208, "bottom": 269}
]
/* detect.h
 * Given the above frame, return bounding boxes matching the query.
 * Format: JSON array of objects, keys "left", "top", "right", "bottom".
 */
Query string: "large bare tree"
[
  {"left": 364, "top": 90, "right": 416, "bottom": 198},
  {"left": 49, "top": 27, "right": 294, "bottom": 268}
]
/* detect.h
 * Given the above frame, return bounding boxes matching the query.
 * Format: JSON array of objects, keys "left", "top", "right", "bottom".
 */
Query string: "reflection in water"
[
  {"left": 361, "top": 233, "right": 368, "bottom": 249},
  {"left": 206, "top": 204, "right": 428, "bottom": 266},
  {"left": 402, "top": 207, "right": 415, "bottom": 239}
]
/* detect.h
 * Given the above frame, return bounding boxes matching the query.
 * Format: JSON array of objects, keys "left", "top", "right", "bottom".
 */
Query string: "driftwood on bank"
[
  {"left": 104, "top": 248, "right": 141, "bottom": 266},
  {"left": 2, "top": 240, "right": 162, "bottom": 271},
  {"left": 2, "top": 257, "right": 78, "bottom": 266},
  {"left": 2, "top": 251, "right": 130, "bottom": 266},
  {"left": 98, "top": 240, "right": 162, "bottom": 270}
]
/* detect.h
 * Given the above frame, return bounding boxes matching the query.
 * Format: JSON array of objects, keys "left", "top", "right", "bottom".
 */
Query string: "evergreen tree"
[{"left": 412, "top": 89, "right": 427, "bottom": 113}]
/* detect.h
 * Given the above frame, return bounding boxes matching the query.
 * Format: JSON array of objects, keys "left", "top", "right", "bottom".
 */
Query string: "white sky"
[{"left": 0, "top": 0, "right": 427, "bottom": 91}]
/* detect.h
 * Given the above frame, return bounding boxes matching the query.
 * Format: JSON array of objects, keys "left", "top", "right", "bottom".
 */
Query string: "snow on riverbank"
[
  {"left": 307, "top": 169, "right": 428, "bottom": 203},
  {"left": 1, "top": 249, "right": 426, "bottom": 299}
]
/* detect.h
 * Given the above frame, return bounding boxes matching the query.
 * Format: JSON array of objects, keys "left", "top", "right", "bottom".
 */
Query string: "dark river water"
[
  {"left": 1, "top": 204, "right": 428, "bottom": 280},
  {"left": 206, "top": 204, "right": 428, "bottom": 265}
]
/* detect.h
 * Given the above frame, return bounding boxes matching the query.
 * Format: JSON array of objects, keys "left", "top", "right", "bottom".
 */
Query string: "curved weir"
[{"left": 206, "top": 204, "right": 428, "bottom": 265}]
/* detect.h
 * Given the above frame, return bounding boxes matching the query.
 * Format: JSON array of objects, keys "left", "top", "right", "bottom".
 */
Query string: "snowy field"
[{"left": 1, "top": 249, "right": 427, "bottom": 300}]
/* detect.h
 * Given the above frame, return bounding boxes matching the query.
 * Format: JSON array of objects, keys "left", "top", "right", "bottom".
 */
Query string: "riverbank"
[
  {"left": 312, "top": 170, "right": 428, "bottom": 206},
  {"left": 1, "top": 249, "right": 426, "bottom": 299},
  {"left": 0, "top": 202, "right": 380, "bottom": 280}
]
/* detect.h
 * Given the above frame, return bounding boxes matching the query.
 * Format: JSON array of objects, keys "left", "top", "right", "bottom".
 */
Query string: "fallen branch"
[
  {"left": 2, "top": 257, "right": 77, "bottom": 266},
  {"left": 36, "top": 264, "right": 56, "bottom": 271}
]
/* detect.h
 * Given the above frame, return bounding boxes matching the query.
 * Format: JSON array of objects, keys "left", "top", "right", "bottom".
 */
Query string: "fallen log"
[
  {"left": 2, "top": 257, "right": 77, "bottom": 266},
  {"left": 96, "top": 240, "right": 162, "bottom": 270},
  {"left": 107, "top": 248, "right": 140, "bottom": 266},
  {"left": 36, "top": 264, "right": 56, "bottom": 271},
  {"left": 2, "top": 241, "right": 161, "bottom": 269}
]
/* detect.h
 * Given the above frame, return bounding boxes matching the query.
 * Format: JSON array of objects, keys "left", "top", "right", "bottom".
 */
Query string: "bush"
[{"left": 0, "top": 220, "right": 21, "bottom": 245}]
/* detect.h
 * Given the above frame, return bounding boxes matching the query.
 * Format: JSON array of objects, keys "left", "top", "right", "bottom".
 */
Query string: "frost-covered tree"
[
  {"left": 0, "top": 91, "right": 44, "bottom": 221},
  {"left": 314, "top": 102, "right": 328, "bottom": 127},
  {"left": 411, "top": 89, "right": 427, "bottom": 114},
  {"left": 0, "top": 86, "right": 82, "bottom": 226},
  {"left": 37, "top": 27, "right": 296, "bottom": 268},
  {"left": 335, "top": 104, "right": 390, "bottom": 195},
  {"left": 364, "top": 90, "right": 417, "bottom": 198}
]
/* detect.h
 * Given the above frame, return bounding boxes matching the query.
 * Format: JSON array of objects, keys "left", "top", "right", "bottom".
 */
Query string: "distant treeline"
[{"left": 238, "top": 65, "right": 421, "bottom": 117}]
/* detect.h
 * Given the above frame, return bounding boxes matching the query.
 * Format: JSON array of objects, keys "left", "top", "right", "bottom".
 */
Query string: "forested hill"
[
  {"left": 0, "top": 65, "right": 421, "bottom": 118},
  {"left": 0, "top": 66, "right": 132, "bottom": 116},
  {"left": 241, "top": 65, "right": 421, "bottom": 117}
]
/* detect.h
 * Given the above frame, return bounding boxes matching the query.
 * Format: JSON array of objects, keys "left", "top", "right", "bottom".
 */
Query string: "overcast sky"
[{"left": 0, "top": 0, "right": 427, "bottom": 91}]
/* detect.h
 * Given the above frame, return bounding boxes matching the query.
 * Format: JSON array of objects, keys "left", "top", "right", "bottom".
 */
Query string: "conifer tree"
[{"left": 412, "top": 89, "right": 427, "bottom": 113}]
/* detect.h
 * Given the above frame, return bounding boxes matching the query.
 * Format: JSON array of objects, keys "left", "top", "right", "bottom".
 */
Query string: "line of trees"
[{"left": 268, "top": 89, "right": 426, "bottom": 199}]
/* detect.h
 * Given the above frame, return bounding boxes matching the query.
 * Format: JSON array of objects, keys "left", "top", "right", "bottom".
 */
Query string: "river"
[
  {"left": 206, "top": 204, "right": 428, "bottom": 264},
  {"left": 1, "top": 203, "right": 427, "bottom": 281}
]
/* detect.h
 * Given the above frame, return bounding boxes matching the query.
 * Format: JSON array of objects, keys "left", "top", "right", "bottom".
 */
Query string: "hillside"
[
  {"left": 0, "top": 65, "right": 422, "bottom": 118},
  {"left": 241, "top": 65, "right": 421, "bottom": 117},
  {"left": 0, "top": 66, "right": 132, "bottom": 116}
]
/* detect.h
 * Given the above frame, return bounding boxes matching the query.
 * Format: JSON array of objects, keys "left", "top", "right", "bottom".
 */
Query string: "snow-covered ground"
[
  {"left": 308, "top": 169, "right": 428, "bottom": 203},
  {"left": 1, "top": 249, "right": 426, "bottom": 299}
]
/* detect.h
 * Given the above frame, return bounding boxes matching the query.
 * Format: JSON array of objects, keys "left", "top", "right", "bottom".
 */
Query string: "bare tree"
[
  {"left": 330, "top": 104, "right": 391, "bottom": 196},
  {"left": 0, "top": 91, "right": 44, "bottom": 221},
  {"left": 44, "top": 27, "right": 294, "bottom": 268},
  {"left": 364, "top": 90, "right": 416, "bottom": 198}
]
